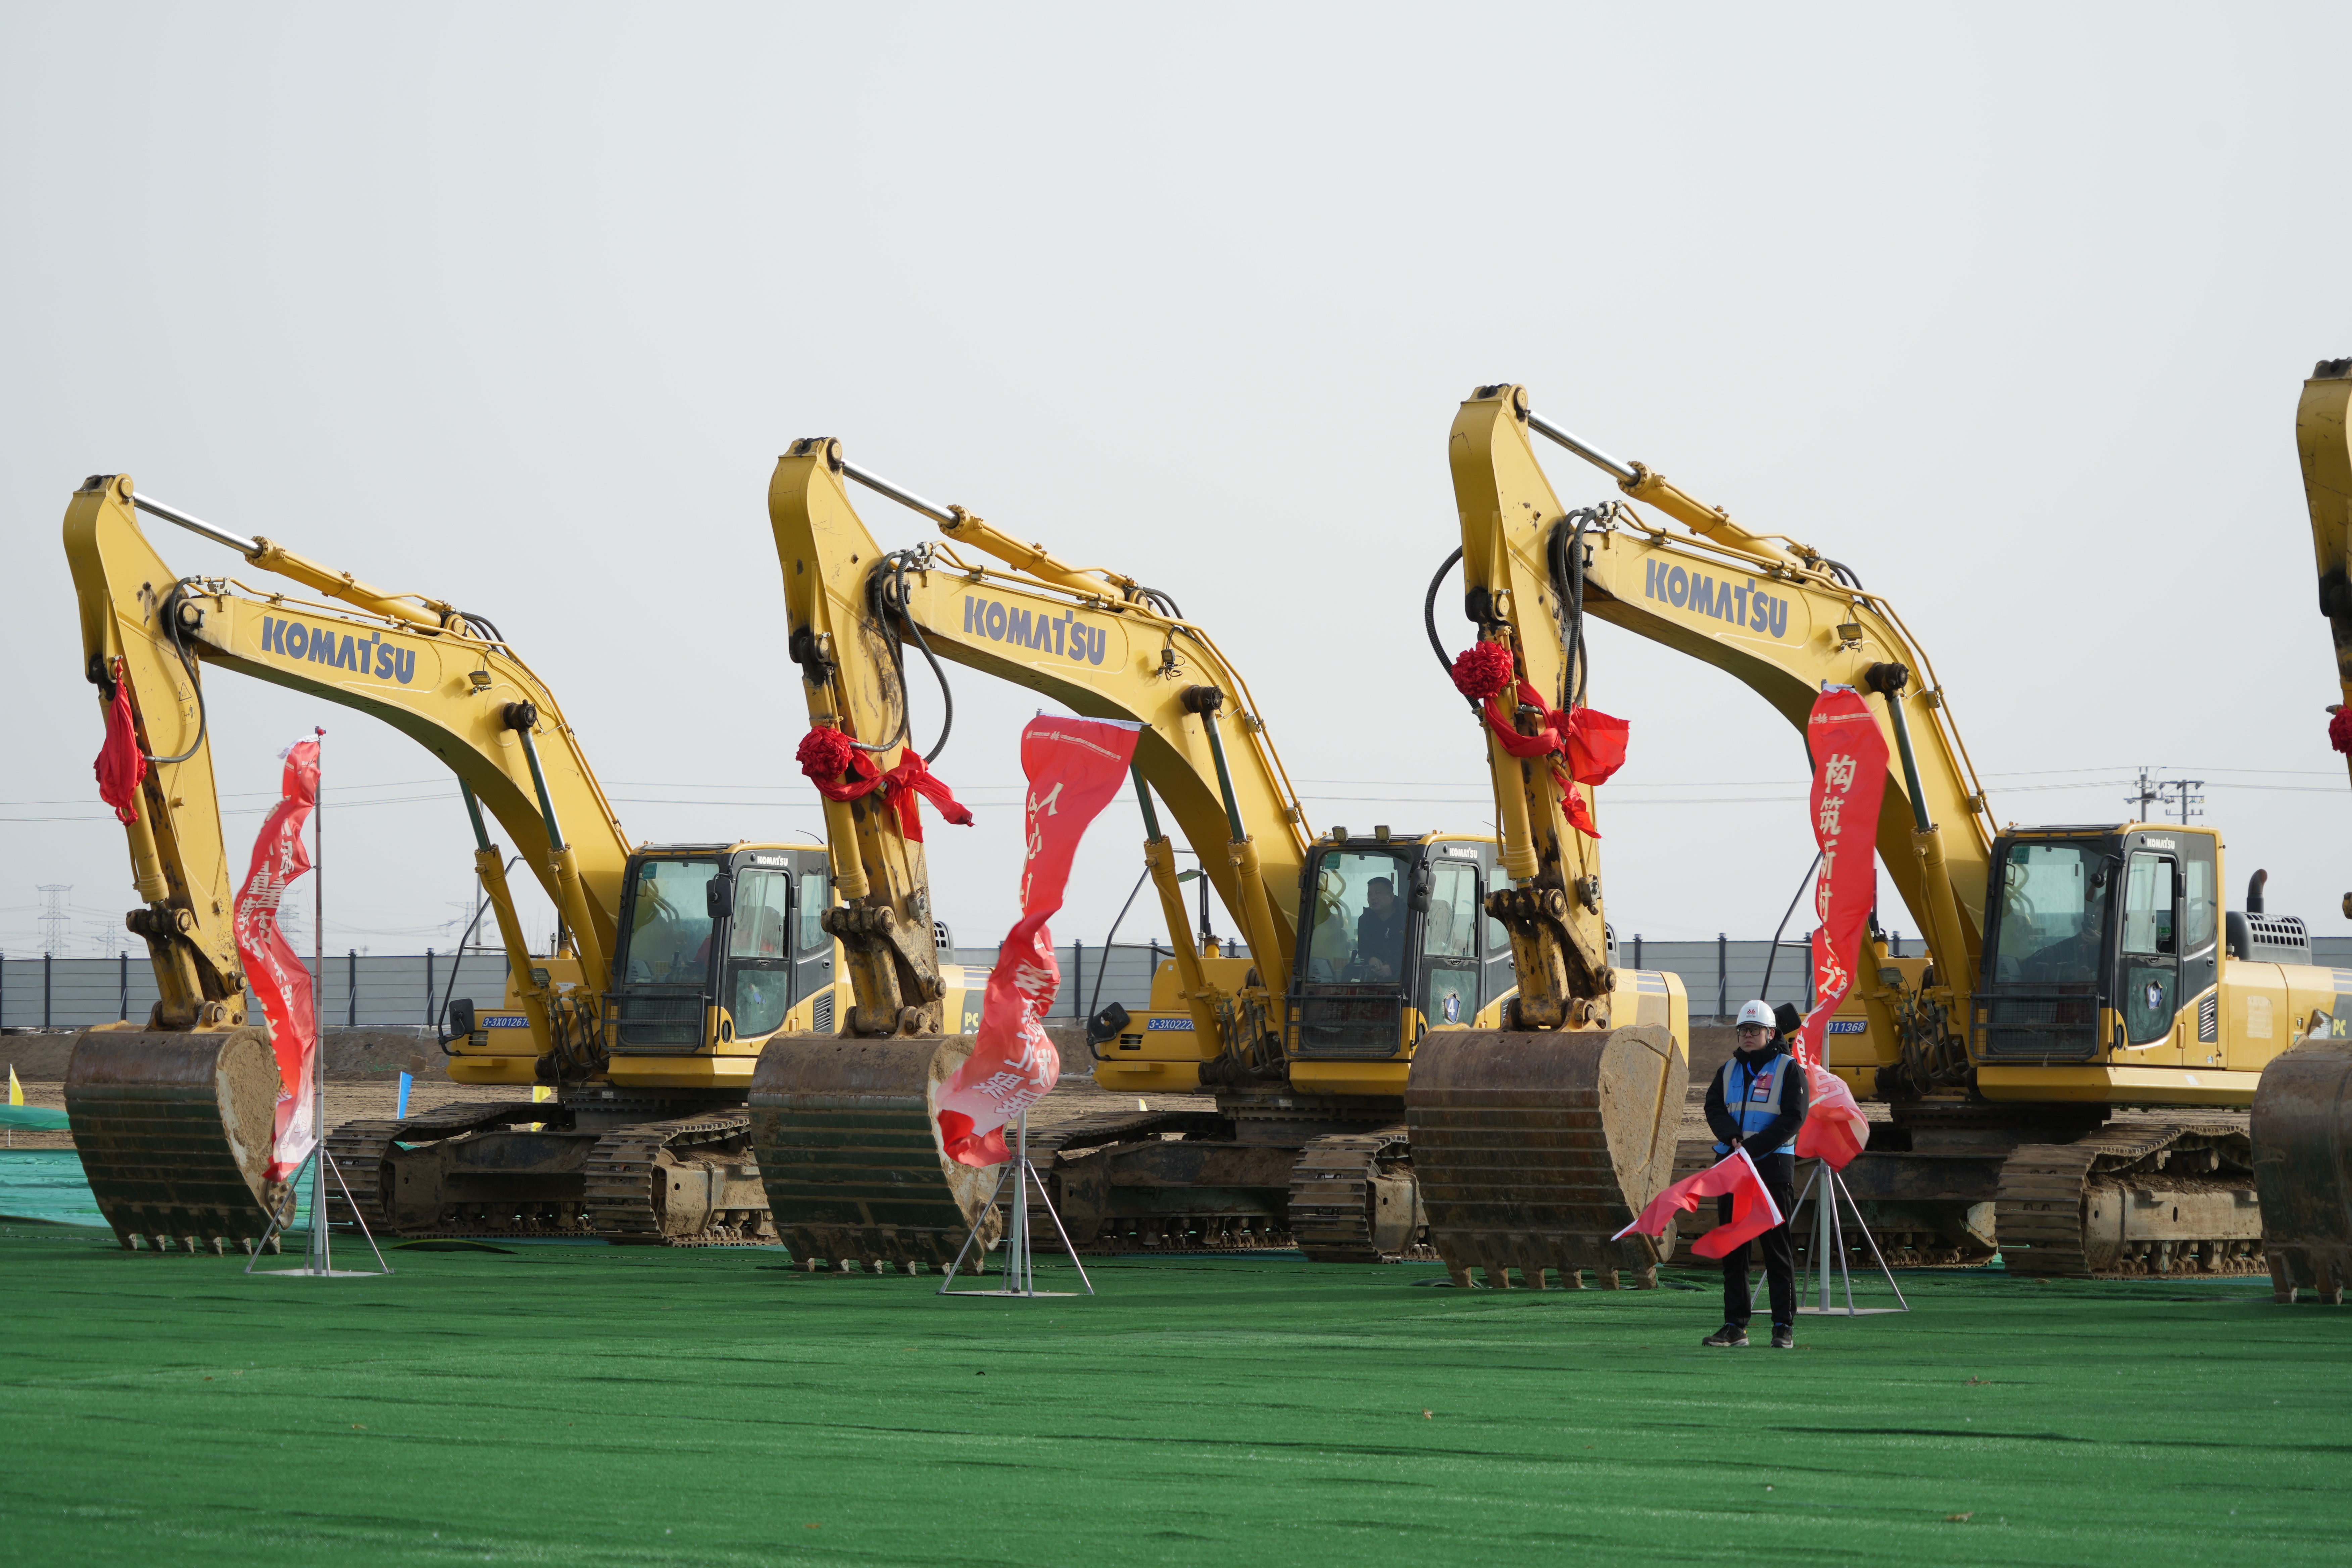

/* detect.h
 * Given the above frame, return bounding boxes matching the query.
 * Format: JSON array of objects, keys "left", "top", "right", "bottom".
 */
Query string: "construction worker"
[{"left": 1700, "top": 999, "right": 1808, "bottom": 1349}]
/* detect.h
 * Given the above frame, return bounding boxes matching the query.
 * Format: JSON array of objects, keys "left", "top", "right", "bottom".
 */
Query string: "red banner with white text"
[
  {"left": 936, "top": 716, "right": 1142, "bottom": 1167},
  {"left": 1792, "top": 687, "right": 1886, "bottom": 1169},
  {"left": 233, "top": 739, "right": 321, "bottom": 1183}
]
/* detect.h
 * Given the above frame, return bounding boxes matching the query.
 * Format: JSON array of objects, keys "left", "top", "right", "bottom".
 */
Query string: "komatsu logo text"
[
  {"left": 260, "top": 616, "right": 418, "bottom": 683},
  {"left": 1644, "top": 560, "right": 1790, "bottom": 638},
  {"left": 962, "top": 596, "right": 1109, "bottom": 666}
]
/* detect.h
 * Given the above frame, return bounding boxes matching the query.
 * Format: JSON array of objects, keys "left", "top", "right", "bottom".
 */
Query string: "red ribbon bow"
[
  {"left": 796, "top": 726, "right": 973, "bottom": 841},
  {"left": 1454, "top": 644, "right": 1628, "bottom": 840}
]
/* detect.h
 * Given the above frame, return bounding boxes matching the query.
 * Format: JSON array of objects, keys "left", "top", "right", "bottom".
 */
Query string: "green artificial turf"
[{"left": 2, "top": 1203, "right": 2344, "bottom": 1568}]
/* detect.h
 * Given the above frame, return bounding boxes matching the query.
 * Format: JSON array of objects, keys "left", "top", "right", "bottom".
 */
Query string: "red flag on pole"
[
  {"left": 1613, "top": 1148, "right": 1786, "bottom": 1259},
  {"left": 936, "top": 716, "right": 1142, "bottom": 1167},
  {"left": 1790, "top": 686, "right": 1887, "bottom": 1170},
  {"left": 233, "top": 739, "right": 321, "bottom": 1183}
]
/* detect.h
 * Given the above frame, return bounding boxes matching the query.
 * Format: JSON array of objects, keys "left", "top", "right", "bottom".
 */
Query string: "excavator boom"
[
  {"left": 1444, "top": 382, "right": 2323, "bottom": 1281},
  {"left": 62, "top": 474, "right": 837, "bottom": 1253}
]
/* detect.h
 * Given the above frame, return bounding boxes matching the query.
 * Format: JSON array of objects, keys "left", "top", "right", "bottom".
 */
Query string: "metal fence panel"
[{"left": 15, "top": 929, "right": 2330, "bottom": 1032}]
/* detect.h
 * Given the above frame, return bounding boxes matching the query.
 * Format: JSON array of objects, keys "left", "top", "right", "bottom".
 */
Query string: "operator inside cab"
[{"left": 1700, "top": 999, "right": 1808, "bottom": 1351}]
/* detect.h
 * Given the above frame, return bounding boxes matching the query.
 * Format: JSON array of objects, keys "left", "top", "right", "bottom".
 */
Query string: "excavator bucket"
[
  {"left": 2252, "top": 1040, "right": 2352, "bottom": 1303},
  {"left": 1406, "top": 1023, "right": 1686, "bottom": 1288},
  {"left": 749, "top": 1034, "right": 1005, "bottom": 1270},
  {"left": 62, "top": 1027, "right": 289, "bottom": 1253}
]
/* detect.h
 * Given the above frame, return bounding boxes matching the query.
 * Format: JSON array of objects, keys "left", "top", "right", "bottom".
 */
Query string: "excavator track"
[
  {"left": 1997, "top": 1119, "right": 2262, "bottom": 1280},
  {"left": 585, "top": 1112, "right": 773, "bottom": 1246},
  {"left": 1406, "top": 1023, "right": 1687, "bottom": 1289},
  {"left": 1038, "top": 1109, "right": 1305, "bottom": 1255},
  {"left": 63, "top": 1028, "right": 290, "bottom": 1254},
  {"left": 323, "top": 1100, "right": 548, "bottom": 1232},
  {"left": 1284, "top": 1130, "right": 1428, "bottom": 1263}
]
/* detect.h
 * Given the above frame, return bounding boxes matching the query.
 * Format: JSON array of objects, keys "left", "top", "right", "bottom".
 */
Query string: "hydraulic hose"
[{"left": 1424, "top": 545, "right": 1464, "bottom": 680}]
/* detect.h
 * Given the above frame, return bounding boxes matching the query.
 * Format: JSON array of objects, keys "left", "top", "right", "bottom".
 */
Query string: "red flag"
[
  {"left": 232, "top": 739, "right": 320, "bottom": 1183},
  {"left": 93, "top": 659, "right": 146, "bottom": 824},
  {"left": 1789, "top": 686, "right": 1889, "bottom": 1170},
  {"left": 936, "top": 716, "right": 1142, "bottom": 1166},
  {"left": 1613, "top": 1148, "right": 1785, "bottom": 1260}
]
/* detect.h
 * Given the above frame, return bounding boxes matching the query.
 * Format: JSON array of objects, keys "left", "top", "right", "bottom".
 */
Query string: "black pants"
[{"left": 1719, "top": 1153, "right": 1797, "bottom": 1330}]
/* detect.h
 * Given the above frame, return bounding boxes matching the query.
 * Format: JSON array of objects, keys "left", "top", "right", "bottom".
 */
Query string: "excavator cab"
[
  {"left": 1973, "top": 827, "right": 2211, "bottom": 1069},
  {"left": 605, "top": 845, "right": 845, "bottom": 1053},
  {"left": 1287, "top": 833, "right": 1508, "bottom": 1058},
  {"left": 437, "top": 843, "right": 851, "bottom": 1086}
]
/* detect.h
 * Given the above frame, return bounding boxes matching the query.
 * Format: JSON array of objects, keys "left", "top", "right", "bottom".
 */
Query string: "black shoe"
[
  {"left": 1701, "top": 1325, "right": 1749, "bottom": 1348},
  {"left": 1770, "top": 1325, "right": 1795, "bottom": 1350}
]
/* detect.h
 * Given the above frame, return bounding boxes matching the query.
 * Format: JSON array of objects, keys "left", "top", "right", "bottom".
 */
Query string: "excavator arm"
[
  {"left": 2300, "top": 359, "right": 2352, "bottom": 797},
  {"left": 66, "top": 474, "right": 629, "bottom": 1056},
  {"left": 60, "top": 473, "right": 655, "bottom": 1252},
  {"left": 766, "top": 438, "right": 1310, "bottom": 1058},
  {"left": 1443, "top": 386, "right": 1997, "bottom": 1086}
]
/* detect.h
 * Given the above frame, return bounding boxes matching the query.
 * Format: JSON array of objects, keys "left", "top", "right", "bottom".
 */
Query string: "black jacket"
[{"left": 1704, "top": 1041, "right": 1809, "bottom": 1161}]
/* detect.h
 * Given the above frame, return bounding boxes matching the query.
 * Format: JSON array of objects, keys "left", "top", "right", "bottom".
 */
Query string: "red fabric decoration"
[
  {"left": 796, "top": 725, "right": 973, "bottom": 842},
  {"left": 1450, "top": 641, "right": 1516, "bottom": 702},
  {"left": 93, "top": 658, "right": 146, "bottom": 824},
  {"left": 1469, "top": 674, "right": 1629, "bottom": 840},
  {"left": 2330, "top": 707, "right": 2352, "bottom": 755},
  {"left": 796, "top": 725, "right": 857, "bottom": 780}
]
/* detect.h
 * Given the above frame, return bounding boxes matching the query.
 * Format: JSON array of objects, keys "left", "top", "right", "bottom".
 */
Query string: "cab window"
[
  {"left": 2121, "top": 851, "right": 2179, "bottom": 1044},
  {"left": 1302, "top": 849, "right": 1411, "bottom": 983},
  {"left": 797, "top": 870, "right": 829, "bottom": 952},
  {"left": 725, "top": 869, "right": 794, "bottom": 1038},
  {"left": 1421, "top": 860, "right": 1480, "bottom": 1025},
  {"left": 622, "top": 859, "right": 720, "bottom": 984}
]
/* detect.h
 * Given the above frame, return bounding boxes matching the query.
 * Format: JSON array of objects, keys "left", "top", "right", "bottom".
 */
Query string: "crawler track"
[
  {"left": 1285, "top": 1130, "right": 1427, "bottom": 1262},
  {"left": 1996, "top": 1121, "right": 2262, "bottom": 1279}
]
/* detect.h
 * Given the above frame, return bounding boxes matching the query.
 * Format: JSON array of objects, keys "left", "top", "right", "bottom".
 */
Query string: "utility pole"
[
  {"left": 2159, "top": 778, "right": 2206, "bottom": 825},
  {"left": 2126, "top": 769, "right": 2160, "bottom": 821}
]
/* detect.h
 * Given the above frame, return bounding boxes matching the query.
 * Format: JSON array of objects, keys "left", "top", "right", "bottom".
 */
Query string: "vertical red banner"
[
  {"left": 936, "top": 716, "right": 1142, "bottom": 1167},
  {"left": 233, "top": 739, "right": 320, "bottom": 1183},
  {"left": 1792, "top": 686, "right": 1886, "bottom": 1169}
]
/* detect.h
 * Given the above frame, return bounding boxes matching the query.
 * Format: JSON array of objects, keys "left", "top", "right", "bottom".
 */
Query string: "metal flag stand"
[
  {"left": 247, "top": 728, "right": 390, "bottom": 1279},
  {"left": 1753, "top": 1157, "right": 1905, "bottom": 1317},
  {"left": 937, "top": 1111, "right": 1092, "bottom": 1298}
]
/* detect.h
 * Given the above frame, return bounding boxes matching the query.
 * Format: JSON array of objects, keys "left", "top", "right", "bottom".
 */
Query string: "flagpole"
[{"left": 309, "top": 726, "right": 329, "bottom": 1275}]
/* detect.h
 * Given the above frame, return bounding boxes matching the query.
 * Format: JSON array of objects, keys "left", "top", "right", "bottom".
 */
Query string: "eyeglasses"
[{"left": 1735, "top": 1024, "right": 1768, "bottom": 1034}]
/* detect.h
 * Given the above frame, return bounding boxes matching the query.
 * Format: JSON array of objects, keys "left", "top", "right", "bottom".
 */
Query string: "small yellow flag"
[
  {"left": 8, "top": 1065, "right": 21, "bottom": 1107},
  {"left": 532, "top": 1085, "right": 553, "bottom": 1104}
]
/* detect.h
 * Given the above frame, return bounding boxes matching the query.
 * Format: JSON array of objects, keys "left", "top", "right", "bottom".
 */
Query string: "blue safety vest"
[{"left": 1713, "top": 1051, "right": 1791, "bottom": 1156}]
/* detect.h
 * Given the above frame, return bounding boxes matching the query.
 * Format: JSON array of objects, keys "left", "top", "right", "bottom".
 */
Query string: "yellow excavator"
[
  {"left": 61, "top": 473, "right": 854, "bottom": 1252},
  {"left": 2255, "top": 357, "right": 2352, "bottom": 1302},
  {"left": 747, "top": 439, "right": 1687, "bottom": 1270},
  {"left": 1431, "top": 382, "right": 2337, "bottom": 1280}
]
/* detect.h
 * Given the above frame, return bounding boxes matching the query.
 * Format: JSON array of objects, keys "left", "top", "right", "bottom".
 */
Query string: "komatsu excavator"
[
  {"left": 61, "top": 474, "right": 855, "bottom": 1252},
  {"left": 1431, "top": 382, "right": 2334, "bottom": 1281},
  {"left": 746, "top": 440, "right": 1683, "bottom": 1270},
  {"left": 2254, "top": 356, "right": 2352, "bottom": 1302}
]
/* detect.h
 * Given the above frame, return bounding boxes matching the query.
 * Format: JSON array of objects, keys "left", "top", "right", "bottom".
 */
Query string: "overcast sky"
[{"left": 4, "top": 4, "right": 2348, "bottom": 968}]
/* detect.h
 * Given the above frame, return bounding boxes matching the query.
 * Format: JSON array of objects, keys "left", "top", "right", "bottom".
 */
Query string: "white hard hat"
[{"left": 1734, "top": 1000, "right": 1775, "bottom": 1030}]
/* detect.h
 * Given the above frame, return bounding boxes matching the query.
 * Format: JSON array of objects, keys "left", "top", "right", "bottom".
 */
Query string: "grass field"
[{"left": 3, "top": 1155, "right": 2345, "bottom": 1568}]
